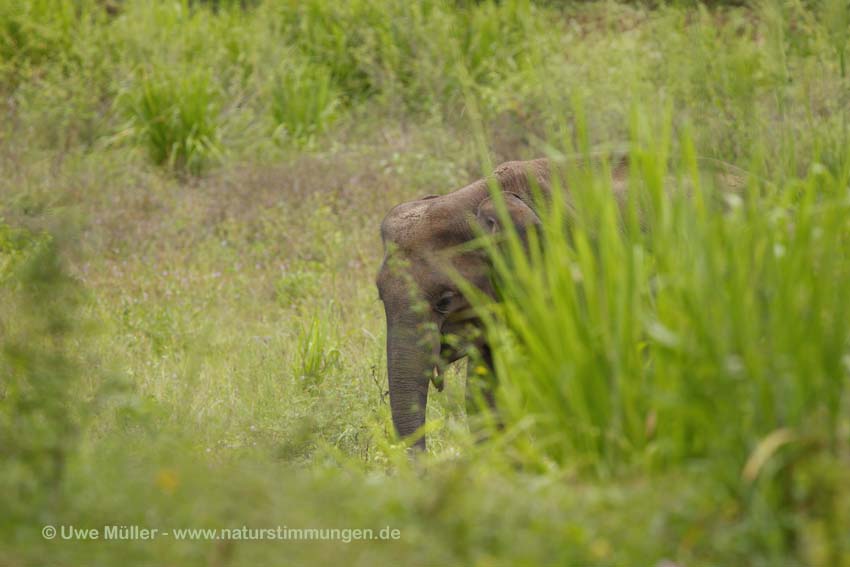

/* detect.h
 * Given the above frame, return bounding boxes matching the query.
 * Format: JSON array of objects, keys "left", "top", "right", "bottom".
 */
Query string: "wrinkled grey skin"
[{"left": 376, "top": 159, "right": 552, "bottom": 450}]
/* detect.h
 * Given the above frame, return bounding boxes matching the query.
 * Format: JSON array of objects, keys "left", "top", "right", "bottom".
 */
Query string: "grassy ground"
[{"left": 2, "top": 0, "right": 850, "bottom": 565}]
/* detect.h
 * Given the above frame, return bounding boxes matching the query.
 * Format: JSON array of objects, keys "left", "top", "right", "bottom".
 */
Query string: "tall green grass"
[
  {"left": 295, "top": 311, "right": 341, "bottom": 386},
  {"left": 2, "top": 0, "right": 559, "bottom": 169},
  {"left": 471, "top": 117, "right": 850, "bottom": 557},
  {"left": 269, "top": 63, "right": 339, "bottom": 146},
  {"left": 120, "top": 70, "right": 223, "bottom": 175},
  {"left": 6, "top": 0, "right": 842, "bottom": 175}
]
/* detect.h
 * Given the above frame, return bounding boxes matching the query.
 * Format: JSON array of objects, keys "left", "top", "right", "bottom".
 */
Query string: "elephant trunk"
[{"left": 385, "top": 309, "right": 439, "bottom": 450}]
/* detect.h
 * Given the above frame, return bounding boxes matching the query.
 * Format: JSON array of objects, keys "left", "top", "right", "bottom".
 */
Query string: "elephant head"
[{"left": 376, "top": 159, "right": 550, "bottom": 449}]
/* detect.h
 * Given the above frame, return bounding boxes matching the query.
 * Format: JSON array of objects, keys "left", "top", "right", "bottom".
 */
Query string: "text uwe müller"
[{"left": 102, "top": 525, "right": 159, "bottom": 540}]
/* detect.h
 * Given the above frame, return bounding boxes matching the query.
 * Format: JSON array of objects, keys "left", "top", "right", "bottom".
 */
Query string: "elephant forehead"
[
  {"left": 385, "top": 199, "right": 430, "bottom": 227},
  {"left": 381, "top": 199, "right": 476, "bottom": 249}
]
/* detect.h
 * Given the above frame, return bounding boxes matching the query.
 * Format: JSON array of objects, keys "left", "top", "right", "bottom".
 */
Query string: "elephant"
[
  {"left": 376, "top": 158, "right": 567, "bottom": 450},
  {"left": 376, "top": 155, "right": 745, "bottom": 449}
]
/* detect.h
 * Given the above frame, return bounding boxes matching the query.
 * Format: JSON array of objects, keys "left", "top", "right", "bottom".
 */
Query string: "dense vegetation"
[{"left": 2, "top": 0, "right": 849, "bottom": 565}]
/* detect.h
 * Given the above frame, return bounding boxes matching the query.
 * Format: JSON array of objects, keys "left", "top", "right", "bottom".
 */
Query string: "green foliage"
[
  {"left": 275, "top": 267, "right": 321, "bottom": 306},
  {"left": 3, "top": 0, "right": 850, "bottom": 565},
  {"left": 121, "top": 69, "right": 223, "bottom": 175},
  {"left": 472, "top": 119, "right": 850, "bottom": 558},
  {"left": 0, "top": 220, "right": 42, "bottom": 281},
  {"left": 822, "top": 0, "right": 850, "bottom": 77},
  {"left": 0, "top": 0, "right": 102, "bottom": 87},
  {"left": 269, "top": 0, "right": 546, "bottom": 114},
  {"left": 294, "top": 311, "right": 341, "bottom": 386},
  {"left": 269, "top": 62, "right": 339, "bottom": 146},
  {"left": 0, "top": 231, "right": 85, "bottom": 520},
  {"left": 191, "top": 0, "right": 261, "bottom": 12}
]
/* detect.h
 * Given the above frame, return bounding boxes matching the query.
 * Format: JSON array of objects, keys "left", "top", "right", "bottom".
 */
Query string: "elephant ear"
[{"left": 476, "top": 192, "right": 541, "bottom": 241}]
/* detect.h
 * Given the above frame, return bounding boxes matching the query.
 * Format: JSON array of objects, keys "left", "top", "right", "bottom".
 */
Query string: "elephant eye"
[{"left": 434, "top": 291, "right": 455, "bottom": 314}]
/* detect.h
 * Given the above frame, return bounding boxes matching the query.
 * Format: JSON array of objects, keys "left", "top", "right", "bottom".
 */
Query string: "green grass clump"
[
  {"left": 294, "top": 312, "right": 341, "bottom": 386},
  {"left": 269, "top": 63, "right": 339, "bottom": 146},
  {"left": 121, "top": 70, "right": 223, "bottom": 175}
]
